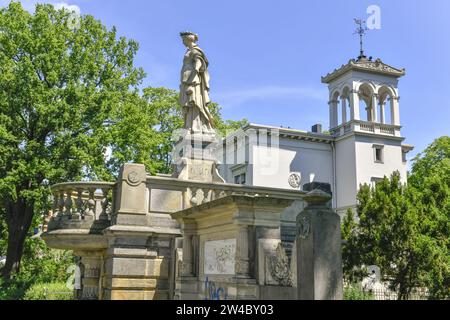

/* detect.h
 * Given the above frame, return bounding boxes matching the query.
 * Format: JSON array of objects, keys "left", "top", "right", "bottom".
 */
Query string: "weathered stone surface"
[
  {"left": 108, "top": 290, "right": 168, "bottom": 300},
  {"left": 296, "top": 188, "right": 343, "bottom": 300},
  {"left": 150, "top": 189, "right": 183, "bottom": 213},
  {"left": 106, "top": 257, "right": 169, "bottom": 278},
  {"left": 115, "top": 163, "right": 148, "bottom": 219},
  {"left": 204, "top": 239, "right": 236, "bottom": 275}
]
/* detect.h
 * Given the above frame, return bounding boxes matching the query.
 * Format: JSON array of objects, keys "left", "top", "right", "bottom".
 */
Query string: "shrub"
[
  {"left": 24, "top": 282, "right": 73, "bottom": 300},
  {"left": 344, "top": 283, "right": 374, "bottom": 300},
  {"left": 0, "top": 279, "right": 29, "bottom": 300}
]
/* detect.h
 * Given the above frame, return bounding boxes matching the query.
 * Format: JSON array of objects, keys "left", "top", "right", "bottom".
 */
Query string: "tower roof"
[{"left": 321, "top": 57, "right": 406, "bottom": 84}]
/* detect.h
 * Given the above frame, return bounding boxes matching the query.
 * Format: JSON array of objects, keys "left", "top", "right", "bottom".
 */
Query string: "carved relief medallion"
[
  {"left": 288, "top": 173, "right": 301, "bottom": 189},
  {"left": 127, "top": 171, "right": 141, "bottom": 186}
]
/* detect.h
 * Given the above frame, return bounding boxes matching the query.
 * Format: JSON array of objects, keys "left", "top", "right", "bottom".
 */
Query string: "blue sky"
[{"left": 3, "top": 0, "right": 450, "bottom": 160}]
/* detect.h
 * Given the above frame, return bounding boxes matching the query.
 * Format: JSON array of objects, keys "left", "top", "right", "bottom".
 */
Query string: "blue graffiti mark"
[{"left": 204, "top": 277, "right": 228, "bottom": 300}]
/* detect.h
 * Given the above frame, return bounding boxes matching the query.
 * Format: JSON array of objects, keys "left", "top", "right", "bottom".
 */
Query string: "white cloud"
[{"left": 214, "top": 85, "right": 328, "bottom": 109}]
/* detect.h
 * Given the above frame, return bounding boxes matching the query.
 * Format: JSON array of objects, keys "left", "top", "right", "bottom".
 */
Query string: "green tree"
[
  {"left": 342, "top": 136, "right": 450, "bottom": 300},
  {"left": 0, "top": 2, "right": 149, "bottom": 279},
  {"left": 0, "top": 2, "right": 248, "bottom": 281},
  {"left": 408, "top": 136, "right": 450, "bottom": 299}
]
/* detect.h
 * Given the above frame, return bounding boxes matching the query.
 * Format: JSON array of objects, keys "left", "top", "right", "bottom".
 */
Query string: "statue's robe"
[{"left": 179, "top": 45, "right": 214, "bottom": 133}]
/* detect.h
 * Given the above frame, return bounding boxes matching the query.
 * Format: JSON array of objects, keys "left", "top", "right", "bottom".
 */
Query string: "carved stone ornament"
[
  {"left": 298, "top": 216, "right": 310, "bottom": 240},
  {"left": 355, "top": 59, "right": 400, "bottom": 74},
  {"left": 288, "top": 173, "right": 301, "bottom": 189},
  {"left": 269, "top": 243, "right": 293, "bottom": 287},
  {"left": 127, "top": 171, "right": 141, "bottom": 186}
]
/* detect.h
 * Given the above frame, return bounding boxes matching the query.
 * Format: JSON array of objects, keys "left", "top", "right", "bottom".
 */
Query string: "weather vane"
[{"left": 354, "top": 18, "right": 368, "bottom": 59}]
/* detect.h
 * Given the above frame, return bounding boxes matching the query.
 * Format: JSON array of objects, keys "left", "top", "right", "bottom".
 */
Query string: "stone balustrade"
[
  {"left": 359, "top": 122, "right": 375, "bottom": 132},
  {"left": 147, "top": 175, "right": 305, "bottom": 210},
  {"left": 47, "top": 182, "right": 116, "bottom": 232},
  {"left": 330, "top": 120, "right": 400, "bottom": 137}
]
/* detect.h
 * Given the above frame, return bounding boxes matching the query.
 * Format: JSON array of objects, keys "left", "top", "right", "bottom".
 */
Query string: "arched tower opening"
[
  {"left": 358, "top": 83, "right": 376, "bottom": 122},
  {"left": 378, "top": 86, "right": 396, "bottom": 125}
]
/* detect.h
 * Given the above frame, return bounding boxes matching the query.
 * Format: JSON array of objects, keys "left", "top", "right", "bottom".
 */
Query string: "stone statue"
[{"left": 179, "top": 32, "right": 214, "bottom": 134}]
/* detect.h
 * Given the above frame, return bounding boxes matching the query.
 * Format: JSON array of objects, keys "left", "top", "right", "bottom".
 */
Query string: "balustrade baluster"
[
  {"left": 190, "top": 187, "right": 199, "bottom": 206},
  {"left": 65, "top": 189, "right": 73, "bottom": 219},
  {"left": 202, "top": 188, "right": 210, "bottom": 204},
  {"left": 52, "top": 192, "right": 59, "bottom": 218},
  {"left": 57, "top": 191, "right": 65, "bottom": 218},
  {"left": 85, "top": 188, "right": 96, "bottom": 219},
  {"left": 72, "top": 189, "right": 83, "bottom": 220},
  {"left": 99, "top": 188, "right": 110, "bottom": 221}
]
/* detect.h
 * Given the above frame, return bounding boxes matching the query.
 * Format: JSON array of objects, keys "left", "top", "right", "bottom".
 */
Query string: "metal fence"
[
  {"left": 344, "top": 282, "right": 430, "bottom": 300},
  {"left": 363, "top": 287, "right": 429, "bottom": 300}
]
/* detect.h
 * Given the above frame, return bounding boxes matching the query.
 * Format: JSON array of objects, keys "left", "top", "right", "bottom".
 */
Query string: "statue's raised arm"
[{"left": 179, "top": 32, "right": 215, "bottom": 134}]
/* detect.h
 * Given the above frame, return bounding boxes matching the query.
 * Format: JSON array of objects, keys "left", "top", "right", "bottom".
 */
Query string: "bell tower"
[
  {"left": 321, "top": 20, "right": 413, "bottom": 215},
  {"left": 322, "top": 56, "right": 405, "bottom": 137}
]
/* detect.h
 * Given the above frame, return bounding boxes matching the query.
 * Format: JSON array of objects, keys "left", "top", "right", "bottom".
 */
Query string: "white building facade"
[{"left": 218, "top": 56, "right": 414, "bottom": 216}]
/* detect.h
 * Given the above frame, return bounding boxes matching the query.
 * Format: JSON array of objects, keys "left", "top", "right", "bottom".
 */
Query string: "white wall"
[
  {"left": 354, "top": 135, "right": 407, "bottom": 186},
  {"left": 334, "top": 135, "right": 358, "bottom": 213},
  {"left": 217, "top": 127, "right": 409, "bottom": 218},
  {"left": 251, "top": 137, "right": 333, "bottom": 190}
]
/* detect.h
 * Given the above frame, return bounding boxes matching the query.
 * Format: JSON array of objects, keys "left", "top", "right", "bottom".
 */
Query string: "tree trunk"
[{"left": 1, "top": 198, "right": 34, "bottom": 280}]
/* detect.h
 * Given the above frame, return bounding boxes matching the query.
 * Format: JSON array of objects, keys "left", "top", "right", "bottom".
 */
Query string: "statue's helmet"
[{"left": 180, "top": 31, "right": 199, "bottom": 42}]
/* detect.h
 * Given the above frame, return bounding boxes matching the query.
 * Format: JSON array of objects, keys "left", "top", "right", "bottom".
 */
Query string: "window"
[
  {"left": 373, "top": 145, "right": 384, "bottom": 163},
  {"left": 234, "top": 173, "right": 246, "bottom": 185}
]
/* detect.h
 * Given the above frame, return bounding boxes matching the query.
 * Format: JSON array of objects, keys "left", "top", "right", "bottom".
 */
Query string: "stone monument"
[
  {"left": 42, "top": 33, "right": 345, "bottom": 301},
  {"left": 173, "top": 31, "right": 224, "bottom": 183}
]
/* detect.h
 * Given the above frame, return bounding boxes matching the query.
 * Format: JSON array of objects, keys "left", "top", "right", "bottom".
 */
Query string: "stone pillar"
[
  {"left": 296, "top": 184, "right": 343, "bottom": 300},
  {"left": 372, "top": 94, "right": 378, "bottom": 123},
  {"left": 102, "top": 163, "right": 179, "bottom": 300},
  {"left": 236, "top": 225, "right": 250, "bottom": 278},
  {"left": 349, "top": 90, "right": 360, "bottom": 121},
  {"left": 391, "top": 97, "right": 401, "bottom": 126},
  {"left": 103, "top": 233, "right": 172, "bottom": 300},
  {"left": 341, "top": 97, "right": 347, "bottom": 124},
  {"left": 329, "top": 100, "right": 338, "bottom": 128},
  {"left": 380, "top": 101, "right": 386, "bottom": 124},
  {"left": 181, "top": 229, "right": 194, "bottom": 277},
  {"left": 114, "top": 163, "right": 148, "bottom": 226}
]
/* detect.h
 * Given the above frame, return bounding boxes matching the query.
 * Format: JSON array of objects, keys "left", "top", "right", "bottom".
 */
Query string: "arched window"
[
  {"left": 330, "top": 91, "right": 341, "bottom": 128},
  {"left": 358, "top": 83, "right": 375, "bottom": 122},
  {"left": 378, "top": 86, "right": 395, "bottom": 125}
]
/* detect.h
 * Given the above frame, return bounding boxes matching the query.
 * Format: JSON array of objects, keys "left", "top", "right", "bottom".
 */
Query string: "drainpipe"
[{"left": 331, "top": 141, "right": 338, "bottom": 210}]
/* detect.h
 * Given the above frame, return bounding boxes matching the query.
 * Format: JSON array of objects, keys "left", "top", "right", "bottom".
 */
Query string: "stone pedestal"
[
  {"left": 102, "top": 229, "right": 175, "bottom": 300},
  {"left": 173, "top": 132, "right": 225, "bottom": 183},
  {"left": 101, "top": 163, "right": 181, "bottom": 300},
  {"left": 296, "top": 186, "right": 343, "bottom": 300},
  {"left": 172, "top": 194, "right": 298, "bottom": 300}
]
